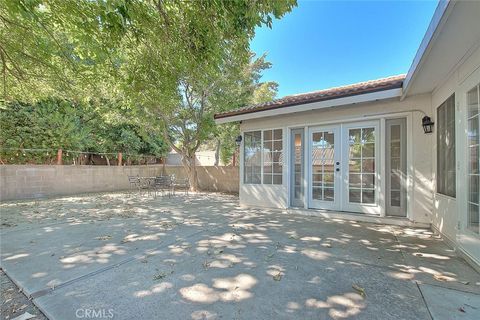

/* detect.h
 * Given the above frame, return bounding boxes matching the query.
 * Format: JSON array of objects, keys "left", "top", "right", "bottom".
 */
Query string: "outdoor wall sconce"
[
  {"left": 235, "top": 135, "right": 243, "bottom": 146},
  {"left": 422, "top": 116, "right": 434, "bottom": 134}
]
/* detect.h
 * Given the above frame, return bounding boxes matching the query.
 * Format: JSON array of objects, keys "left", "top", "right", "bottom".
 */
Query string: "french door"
[
  {"left": 308, "top": 126, "right": 341, "bottom": 210},
  {"left": 307, "top": 121, "right": 380, "bottom": 214}
]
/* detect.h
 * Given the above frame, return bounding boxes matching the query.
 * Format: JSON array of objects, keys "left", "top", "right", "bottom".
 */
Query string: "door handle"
[
  {"left": 336, "top": 162, "right": 340, "bottom": 165},
  {"left": 336, "top": 168, "right": 340, "bottom": 172}
]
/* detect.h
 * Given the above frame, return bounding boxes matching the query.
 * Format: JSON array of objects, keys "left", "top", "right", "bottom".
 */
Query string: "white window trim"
[{"left": 243, "top": 128, "right": 284, "bottom": 185}]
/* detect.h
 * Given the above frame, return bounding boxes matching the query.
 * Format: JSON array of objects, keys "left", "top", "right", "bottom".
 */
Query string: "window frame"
[
  {"left": 436, "top": 94, "right": 456, "bottom": 198},
  {"left": 243, "top": 128, "right": 283, "bottom": 185}
]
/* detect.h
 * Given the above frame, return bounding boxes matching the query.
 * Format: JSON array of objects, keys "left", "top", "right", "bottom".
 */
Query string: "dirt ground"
[{"left": 1, "top": 269, "right": 47, "bottom": 320}]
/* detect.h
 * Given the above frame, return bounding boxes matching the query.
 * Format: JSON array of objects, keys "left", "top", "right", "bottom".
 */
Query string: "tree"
[
  {"left": 0, "top": 99, "right": 169, "bottom": 164},
  {"left": 1, "top": 0, "right": 297, "bottom": 188}
]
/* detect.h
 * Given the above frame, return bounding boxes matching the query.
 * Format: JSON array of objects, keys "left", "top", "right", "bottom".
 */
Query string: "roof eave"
[
  {"left": 215, "top": 87, "right": 402, "bottom": 124},
  {"left": 401, "top": 0, "right": 455, "bottom": 100}
]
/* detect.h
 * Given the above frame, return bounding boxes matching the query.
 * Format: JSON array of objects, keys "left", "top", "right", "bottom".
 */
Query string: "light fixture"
[
  {"left": 422, "top": 116, "right": 434, "bottom": 134},
  {"left": 235, "top": 135, "right": 242, "bottom": 146}
]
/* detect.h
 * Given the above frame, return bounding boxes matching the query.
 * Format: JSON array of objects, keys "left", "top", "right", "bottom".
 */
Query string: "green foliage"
[{"left": 0, "top": 99, "right": 169, "bottom": 163}]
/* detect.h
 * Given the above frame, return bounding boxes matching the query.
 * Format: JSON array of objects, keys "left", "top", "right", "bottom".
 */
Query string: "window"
[
  {"left": 436, "top": 94, "right": 456, "bottom": 197},
  {"left": 244, "top": 129, "right": 283, "bottom": 185}
]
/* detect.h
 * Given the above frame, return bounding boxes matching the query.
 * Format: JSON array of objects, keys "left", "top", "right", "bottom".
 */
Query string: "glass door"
[
  {"left": 458, "top": 74, "right": 480, "bottom": 265},
  {"left": 466, "top": 83, "right": 479, "bottom": 235},
  {"left": 342, "top": 122, "right": 380, "bottom": 214},
  {"left": 308, "top": 126, "right": 341, "bottom": 210}
]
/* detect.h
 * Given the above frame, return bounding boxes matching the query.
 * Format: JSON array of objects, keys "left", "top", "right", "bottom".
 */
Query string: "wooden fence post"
[
  {"left": 118, "top": 152, "right": 122, "bottom": 166},
  {"left": 57, "top": 149, "right": 63, "bottom": 165}
]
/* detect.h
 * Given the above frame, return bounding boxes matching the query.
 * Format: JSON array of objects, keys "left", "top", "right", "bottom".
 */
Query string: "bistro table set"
[{"left": 127, "top": 174, "right": 189, "bottom": 198}]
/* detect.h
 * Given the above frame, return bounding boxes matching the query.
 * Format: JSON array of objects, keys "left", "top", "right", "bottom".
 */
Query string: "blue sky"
[{"left": 250, "top": 0, "right": 438, "bottom": 97}]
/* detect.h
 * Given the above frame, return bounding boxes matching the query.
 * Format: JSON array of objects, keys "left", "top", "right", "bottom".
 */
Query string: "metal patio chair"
[
  {"left": 172, "top": 175, "right": 190, "bottom": 196},
  {"left": 153, "top": 175, "right": 173, "bottom": 198}
]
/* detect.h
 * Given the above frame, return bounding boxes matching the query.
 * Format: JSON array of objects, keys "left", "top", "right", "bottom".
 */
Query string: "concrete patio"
[{"left": 1, "top": 192, "right": 479, "bottom": 320}]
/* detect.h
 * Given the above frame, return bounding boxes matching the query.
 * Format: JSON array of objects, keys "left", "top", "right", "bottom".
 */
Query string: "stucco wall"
[
  {"left": 239, "top": 93, "right": 434, "bottom": 223},
  {"left": 431, "top": 44, "right": 480, "bottom": 249},
  {"left": 0, "top": 165, "right": 238, "bottom": 201}
]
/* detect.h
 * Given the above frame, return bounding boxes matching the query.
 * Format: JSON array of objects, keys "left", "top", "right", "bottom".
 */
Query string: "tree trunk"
[
  {"left": 214, "top": 138, "right": 220, "bottom": 166},
  {"left": 105, "top": 156, "right": 110, "bottom": 166},
  {"left": 181, "top": 154, "right": 198, "bottom": 192}
]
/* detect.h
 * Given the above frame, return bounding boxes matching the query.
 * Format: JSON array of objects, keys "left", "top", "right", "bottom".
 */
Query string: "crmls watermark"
[{"left": 75, "top": 308, "right": 114, "bottom": 319}]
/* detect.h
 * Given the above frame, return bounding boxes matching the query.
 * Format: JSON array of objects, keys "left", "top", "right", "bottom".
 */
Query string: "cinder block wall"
[{"left": 0, "top": 165, "right": 239, "bottom": 201}]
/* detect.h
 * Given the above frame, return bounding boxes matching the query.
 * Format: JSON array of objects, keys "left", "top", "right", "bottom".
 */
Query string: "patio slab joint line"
[
  {"left": 27, "top": 225, "right": 213, "bottom": 300},
  {"left": 416, "top": 281, "right": 434, "bottom": 320}
]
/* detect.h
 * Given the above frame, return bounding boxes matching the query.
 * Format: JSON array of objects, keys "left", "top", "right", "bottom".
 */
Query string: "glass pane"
[
  {"left": 349, "top": 159, "right": 361, "bottom": 172},
  {"left": 391, "top": 191, "right": 401, "bottom": 207},
  {"left": 469, "top": 146, "right": 479, "bottom": 174},
  {"left": 362, "top": 190, "right": 375, "bottom": 204},
  {"left": 295, "top": 187, "right": 301, "bottom": 198},
  {"left": 391, "top": 173, "right": 401, "bottom": 190},
  {"left": 273, "top": 129, "right": 282, "bottom": 140},
  {"left": 312, "top": 187, "right": 322, "bottom": 200},
  {"left": 468, "top": 175, "right": 479, "bottom": 204},
  {"left": 362, "top": 174, "right": 375, "bottom": 189},
  {"left": 349, "top": 145, "right": 362, "bottom": 158},
  {"left": 312, "top": 174, "right": 323, "bottom": 187},
  {"left": 362, "top": 143, "right": 375, "bottom": 158},
  {"left": 349, "top": 189, "right": 361, "bottom": 203},
  {"left": 349, "top": 174, "right": 361, "bottom": 188},
  {"left": 263, "top": 174, "right": 272, "bottom": 184},
  {"left": 324, "top": 173, "right": 334, "bottom": 187},
  {"left": 273, "top": 175, "right": 282, "bottom": 185},
  {"left": 273, "top": 140, "right": 283, "bottom": 152},
  {"left": 272, "top": 151, "right": 282, "bottom": 163},
  {"left": 468, "top": 116, "right": 479, "bottom": 147},
  {"left": 263, "top": 141, "right": 273, "bottom": 152},
  {"left": 349, "top": 129, "right": 362, "bottom": 145},
  {"left": 273, "top": 163, "right": 282, "bottom": 174},
  {"left": 324, "top": 131, "right": 335, "bottom": 147},
  {"left": 467, "top": 86, "right": 479, "bottom": 118},
  {"left": 264, "top": 130, "right": 272, "bottom": 141},
  {"left": 468, "top": 203, "right": 479, "bottom": 234},
  {"left": 436, "top": 94, "right": 456, "bottom": 197},
  {"left": 391, "top": 125, "right": 401, "bottom": 141},
  {"left": 264, "top": 165, "right": 272, "bottom": 174},
  {"left": 362, "top": 128, "right": 375, "bottom": 143},
  {"left": 362, "top": 159, "right": 375, "bottom": 173},
  {"left": 324, "top": 188, "right": 334, "bottom": 201}
]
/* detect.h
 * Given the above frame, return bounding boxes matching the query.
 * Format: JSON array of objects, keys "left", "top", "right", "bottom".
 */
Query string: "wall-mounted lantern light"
[
  {"left": 422, "top": 116, "right": 434, "bottom": 134},
  {"left": 235, "top": 135, "right": 242, "bottom": 146}
]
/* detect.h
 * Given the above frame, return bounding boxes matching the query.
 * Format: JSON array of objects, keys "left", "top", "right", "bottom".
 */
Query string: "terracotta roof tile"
[{"left": 214, "top": 74, "right": 405, "bottom": 120}]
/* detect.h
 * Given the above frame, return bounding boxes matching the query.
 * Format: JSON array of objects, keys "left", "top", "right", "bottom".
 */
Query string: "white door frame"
[
  {"left": 307, "top": 125, "right": 341, "bottom": 210},
  {"left": 341, "top": 120, "right": 381, "bottom": 214},
  {"left": 457, "top": 67, "right": 480, "bottom": 263}
]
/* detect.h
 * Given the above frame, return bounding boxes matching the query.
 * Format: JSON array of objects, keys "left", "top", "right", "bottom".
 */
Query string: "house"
[{"left": 214, "top": 0, "right": 480, "bottom": 268}]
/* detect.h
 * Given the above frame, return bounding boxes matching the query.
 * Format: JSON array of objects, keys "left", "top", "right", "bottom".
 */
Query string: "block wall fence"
[{"left": 0, "top": 165, "right": 239, "bottom": 201}]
